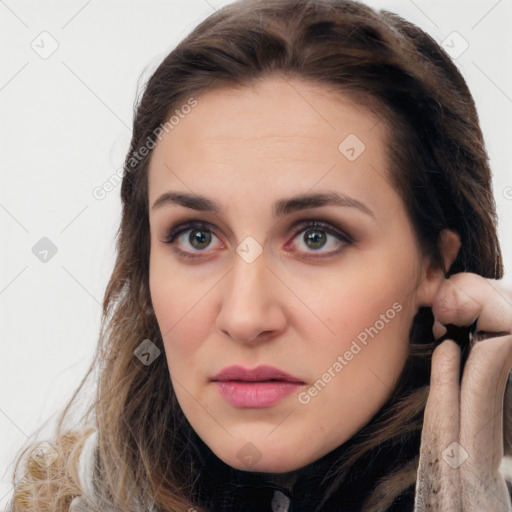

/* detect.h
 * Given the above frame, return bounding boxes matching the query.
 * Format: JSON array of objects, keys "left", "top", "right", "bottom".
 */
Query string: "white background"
[{"left": 1, "top": 0, "right": 511, "bottom": 507}]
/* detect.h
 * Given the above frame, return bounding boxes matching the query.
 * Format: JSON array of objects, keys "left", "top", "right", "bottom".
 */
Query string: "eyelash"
[{"left": 162, "top": 219, "right": 354, "bottom": 261}]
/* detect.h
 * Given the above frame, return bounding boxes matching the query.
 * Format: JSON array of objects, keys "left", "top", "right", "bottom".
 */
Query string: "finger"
[
  {"left": 414, "top": 340, "right": 462, "bottom": 512},
  {"left": 461, "top": 335, "right": 512, "bottom": 469},
  {"left": 459, "top": 334, "right": 512, "bottom": 511},
  {"left": 432, "top": 274, "right": 512, "bottom": 337},
  {"left": 431, "top": 275, "right": 482, "bottom": 331},
  {"left": 471, "top": 280, "right": 512, "bottom": 335}
]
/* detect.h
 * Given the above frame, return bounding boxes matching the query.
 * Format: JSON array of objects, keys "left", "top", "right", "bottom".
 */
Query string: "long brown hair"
[{"left": 8, "top": 0, "right": 502, "bottom": 511}]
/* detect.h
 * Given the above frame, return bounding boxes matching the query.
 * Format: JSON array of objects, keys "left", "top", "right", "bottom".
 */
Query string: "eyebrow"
[{"left": 151, "top": 191, "right": 375, "bottom": 218}]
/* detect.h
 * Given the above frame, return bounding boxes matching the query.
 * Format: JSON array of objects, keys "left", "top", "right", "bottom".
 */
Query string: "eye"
[
  {"left": 162, "top": 221, "right": 223, "bottom": 259},
  {"left": 287, "top": 220, "right": 353, "bottom": 257}
]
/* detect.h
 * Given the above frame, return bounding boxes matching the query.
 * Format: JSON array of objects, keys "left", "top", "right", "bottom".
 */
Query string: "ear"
[{"left": 416, "top": 229, "right": 461, "bottom": 307}]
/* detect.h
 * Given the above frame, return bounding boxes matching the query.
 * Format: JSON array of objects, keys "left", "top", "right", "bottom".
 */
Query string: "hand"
[{"left": 414, "top": 272, "right": 512, "bottom": 512}]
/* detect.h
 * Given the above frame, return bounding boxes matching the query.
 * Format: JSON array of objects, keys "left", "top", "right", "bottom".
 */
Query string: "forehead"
[{"left": 148, "top": 76, "right": 392, "bottom": 207}]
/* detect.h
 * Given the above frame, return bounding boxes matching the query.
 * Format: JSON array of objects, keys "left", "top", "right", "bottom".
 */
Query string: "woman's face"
[{"left": 148, "top": 76, "right": 434, "bottom": 473}]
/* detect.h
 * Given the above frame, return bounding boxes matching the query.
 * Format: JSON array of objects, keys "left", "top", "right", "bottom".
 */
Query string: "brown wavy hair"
[{"left": 8, "top": 0, "right": 503, "bottom": 511}]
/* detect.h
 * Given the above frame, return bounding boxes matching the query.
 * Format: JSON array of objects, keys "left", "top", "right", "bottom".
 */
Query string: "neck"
[{"left": 262, "top": 469, "right": 299, "bottom": 492}]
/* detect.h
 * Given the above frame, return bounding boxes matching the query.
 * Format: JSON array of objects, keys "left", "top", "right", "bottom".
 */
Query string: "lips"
[
  {"left": 211, "top": 365, "right": 305, "bottom": 408},
  {"left": 211, "top": 365, "right": 304, "bottom": 383}
]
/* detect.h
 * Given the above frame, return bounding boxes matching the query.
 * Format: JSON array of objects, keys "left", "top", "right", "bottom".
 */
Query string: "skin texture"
[
  {"left": 415, "top": 273, "right": 512, "bottom": 511},
  {"left": 147, "top": 76, "right": 459, "bottom": 476}
]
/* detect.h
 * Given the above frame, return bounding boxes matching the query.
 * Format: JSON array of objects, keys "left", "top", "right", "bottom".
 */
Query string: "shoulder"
[{"left": 6, "top": 427, "right": 101, "bottom": 512}]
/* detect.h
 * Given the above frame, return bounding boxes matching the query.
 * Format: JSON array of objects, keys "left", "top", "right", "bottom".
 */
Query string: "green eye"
[
  {"left": 187, "top": 229, "right": 213, "bottom": 250},
  {"left": 303, "top": 229, "right": 328, "bottom": 250},
  {"left": 289, "top": 220, "right": 353, "bottom": 256}
]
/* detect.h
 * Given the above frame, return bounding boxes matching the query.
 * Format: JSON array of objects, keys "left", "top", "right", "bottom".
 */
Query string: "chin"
[{"left": 215, "top": 443, "right": 313, "bottom": 473}]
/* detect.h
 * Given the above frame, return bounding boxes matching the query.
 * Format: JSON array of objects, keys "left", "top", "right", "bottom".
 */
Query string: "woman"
[{"left": 8, "top": 0, "right": 512, "bottom": 511}]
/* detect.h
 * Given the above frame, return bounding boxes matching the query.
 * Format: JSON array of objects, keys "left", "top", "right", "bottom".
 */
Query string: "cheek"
[
  {"left": 312, "top": 257, "right": 415, "bottom": 345},
  {"left": 301, "top": 257, "right": 416, "bottom": 396},
  {"left": 149, "top": 253, "right": 215, "bottom": 369},
  {"left": 314, "top": 296, "right": 410, "bottom": 385},
  {"left": 301, "top": 276, "right": 413, "bottom": 428}
]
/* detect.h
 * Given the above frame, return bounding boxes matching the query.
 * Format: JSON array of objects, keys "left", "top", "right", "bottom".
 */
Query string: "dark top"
[{"left": 188, "top": 427, "right": 417, "bottom": 512}]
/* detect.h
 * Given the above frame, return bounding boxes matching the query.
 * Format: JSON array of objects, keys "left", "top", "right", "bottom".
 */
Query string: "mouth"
[{"left": 211, "top": 365, "right": 305, "bottom": 408}]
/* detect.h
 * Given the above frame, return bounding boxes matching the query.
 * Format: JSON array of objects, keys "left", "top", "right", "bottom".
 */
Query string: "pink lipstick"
[{"left": 211, "top": 365, "right": 305, "bottom": 408}]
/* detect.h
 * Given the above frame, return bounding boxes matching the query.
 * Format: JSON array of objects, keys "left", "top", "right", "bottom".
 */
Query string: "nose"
[{"left": 215, "top": 250, "right": 287, "bottom": 345}]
